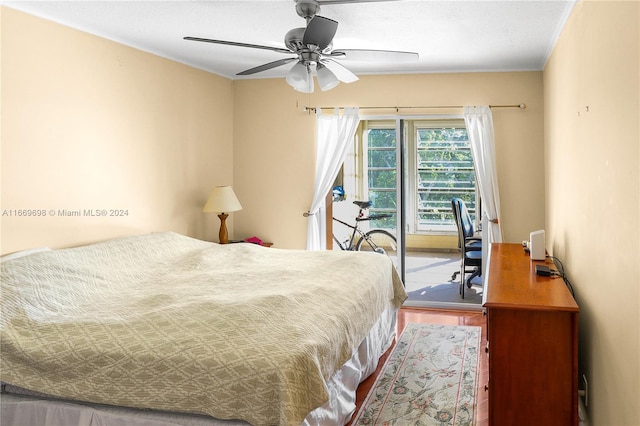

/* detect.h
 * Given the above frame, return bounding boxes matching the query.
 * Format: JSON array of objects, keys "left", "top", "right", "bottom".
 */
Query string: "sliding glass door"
[
  {"left": 332, "top": 114, "right": 482, "bottom": 309},
  {"left": 331, "top": 119, "right": 404, "bottom": 281},
  {"left": 402, "top": 118, "right": 483, "bottom": 308}
]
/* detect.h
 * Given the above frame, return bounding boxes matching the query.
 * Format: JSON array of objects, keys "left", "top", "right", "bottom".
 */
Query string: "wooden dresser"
[{"left": 482, "top": 243, "right": 579, "bottom": 426}]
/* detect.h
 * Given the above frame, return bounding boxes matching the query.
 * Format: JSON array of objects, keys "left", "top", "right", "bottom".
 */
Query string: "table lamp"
[{"left": 203, "top": 186, "right": 242, "bottom": 244}]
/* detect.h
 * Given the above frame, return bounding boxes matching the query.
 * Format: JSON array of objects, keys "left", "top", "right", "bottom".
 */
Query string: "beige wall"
[
  {"left": 1, "top": 7, "right": 234, "bottom": 254},
  {"left": 544, "top": 1, "right": 640, "bottom": 424},
  {"left": 233, "top": 72, "right": 545, "bottom": 249}
]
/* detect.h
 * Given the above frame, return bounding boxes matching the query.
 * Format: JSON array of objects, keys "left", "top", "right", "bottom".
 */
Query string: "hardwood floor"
[{"left": 348, "top": 307, "right": 488, "bottom": 426}]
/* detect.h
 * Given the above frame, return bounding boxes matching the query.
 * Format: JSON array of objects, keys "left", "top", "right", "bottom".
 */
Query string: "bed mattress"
[
  {"left": 1, "top": 304, "right": 397, "bottom": 426},
  {"left": 0, "top": 232, "right": 406, "bottom": 425}
]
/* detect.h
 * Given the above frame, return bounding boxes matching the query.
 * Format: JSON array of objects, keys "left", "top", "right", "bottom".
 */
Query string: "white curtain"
[
  {"left": 306, "top": 107, "right": 360, "bottom": 250},
  {"left": 463, "top": 105, "right": 503, "bottom": 266}
]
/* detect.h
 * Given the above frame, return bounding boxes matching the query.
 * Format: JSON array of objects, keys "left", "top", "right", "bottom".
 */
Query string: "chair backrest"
[
  {"left": 451, "top": 198, "right": 476, "bottom": 249},
  {"left": 459, "top": 200, "right": 475, "bottom": 238}
]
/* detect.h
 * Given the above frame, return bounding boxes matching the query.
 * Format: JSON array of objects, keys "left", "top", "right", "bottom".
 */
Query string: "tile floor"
[{"left": 404, "top": 251, "right": 484, "bottom": 305}]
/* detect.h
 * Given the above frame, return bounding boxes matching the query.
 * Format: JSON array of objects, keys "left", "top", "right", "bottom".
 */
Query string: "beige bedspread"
[{"left": 0, "top": 232, "right": 406, "bottom": 426}]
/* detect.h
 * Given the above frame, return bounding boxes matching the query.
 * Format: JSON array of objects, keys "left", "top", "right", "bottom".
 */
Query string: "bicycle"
[{"left": 332, "top": 200, "right": 398, "bottom": 259}]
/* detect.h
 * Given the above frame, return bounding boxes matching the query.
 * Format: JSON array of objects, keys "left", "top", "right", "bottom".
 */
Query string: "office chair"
[{"left": 451, "top": 198, "right": 482, "bottom": 298}]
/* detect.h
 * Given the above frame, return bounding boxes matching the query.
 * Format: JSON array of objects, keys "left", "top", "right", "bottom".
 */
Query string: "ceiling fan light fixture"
[
  {"left": 286, "top": 61, "right": 314, "bottom": 93},
  {"left": 316, "top": 63, "right": 340, "bottom": 91}
]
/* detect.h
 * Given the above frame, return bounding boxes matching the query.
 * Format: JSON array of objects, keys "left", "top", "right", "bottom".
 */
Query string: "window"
[
  {"left": 363, "top": 123, "right": 396, "bottom": 230},
  {"left": 410, "top": 120, "right": 476, "bottom": 233},
  {"left": 358, "top": 119, "right": 477, "bottom": 235},
  {"left": 344, "top": 117, "right": 476, "bottom": 235}
]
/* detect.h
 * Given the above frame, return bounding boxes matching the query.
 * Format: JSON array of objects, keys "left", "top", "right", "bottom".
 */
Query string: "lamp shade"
[
  {"left": 316, "top": 63, "right": 340, "bottom": 91},
  {"left": 203, "top": 186, "right": 242, "bottom": 213},
  {"left": 286, "top": 61, "right": 314, "bottom": 93}
]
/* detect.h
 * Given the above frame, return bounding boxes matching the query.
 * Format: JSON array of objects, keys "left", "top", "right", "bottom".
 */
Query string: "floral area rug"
[{"left": 351, "top": 323, "right": 481, "bottom": 426}]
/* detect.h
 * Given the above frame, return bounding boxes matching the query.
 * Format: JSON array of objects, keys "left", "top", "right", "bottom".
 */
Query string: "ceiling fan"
[{"left": 184, "top": 0, "right": 418, "bottom": 93}]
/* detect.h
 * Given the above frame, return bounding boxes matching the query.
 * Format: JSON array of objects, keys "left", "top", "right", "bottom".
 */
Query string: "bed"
[{"left": 0, "top": 232, "right": 406, "bottom": 426}]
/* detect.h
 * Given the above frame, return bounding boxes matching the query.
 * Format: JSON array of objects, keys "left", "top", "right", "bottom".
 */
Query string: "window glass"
[
  {"left": 358, "top": 119, "right": 477, "bottom": 235},
  {"left": 415, "top": 124, "right": 476, "bottom": 232},
  {"left": 365, "top": 127, "right": 396, "bottom": 229}
]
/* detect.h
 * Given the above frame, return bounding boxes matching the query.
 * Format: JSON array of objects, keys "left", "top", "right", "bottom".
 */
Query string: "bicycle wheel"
[{"left": 356, "top": 229, "right": 397, "bottom": 260}]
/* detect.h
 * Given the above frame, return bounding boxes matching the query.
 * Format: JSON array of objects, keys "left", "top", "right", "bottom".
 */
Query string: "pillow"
[{"left": 0, "top": 247, "right": 51, "bottom": 263}]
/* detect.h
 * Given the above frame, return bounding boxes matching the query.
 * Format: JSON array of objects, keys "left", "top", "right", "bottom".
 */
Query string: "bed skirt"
[{"left": 1, "top": 306, "right": 398, "bottom": 426}]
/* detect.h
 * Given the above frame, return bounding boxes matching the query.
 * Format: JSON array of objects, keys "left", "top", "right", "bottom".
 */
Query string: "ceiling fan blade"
[
  {"left": 330, "top": 49, "right": 419, "bottom": 63},
  {"left": 184, "top": 37, "right": 292, "bottom": 55},
  {"left": 322, "top": 59, "right": 358, "bottom": 84},
  {"left": 237, "top": 58, "right": 298, "bottom": 76},
  {"left": 302, "top": 16, "right": 338, "bottom": 50}
]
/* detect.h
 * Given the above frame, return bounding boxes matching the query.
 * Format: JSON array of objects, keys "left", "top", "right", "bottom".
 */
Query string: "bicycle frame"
[
  {"left": 332, "top": 216, "right": 364, "bottom": 251},
  {"left": 332, "top": 201, "right": 396, "bottom": 254}
]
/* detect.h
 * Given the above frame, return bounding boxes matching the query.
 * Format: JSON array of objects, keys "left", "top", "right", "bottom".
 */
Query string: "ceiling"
[{"left": 3, "top": 0, "right": 577, "bottom": 80}]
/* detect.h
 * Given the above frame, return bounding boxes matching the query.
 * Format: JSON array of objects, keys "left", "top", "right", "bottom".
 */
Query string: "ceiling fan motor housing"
[
  {"left": 295, "top": 0, "right": 321, "bottom": 20},
  {"left": 284, "top": 28, "right": 306, "bottom": 52}
]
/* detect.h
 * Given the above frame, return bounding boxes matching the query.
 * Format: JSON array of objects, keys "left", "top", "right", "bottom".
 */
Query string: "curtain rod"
[{"left": 303, "top": 103, "right": 526, "bottom": 113}]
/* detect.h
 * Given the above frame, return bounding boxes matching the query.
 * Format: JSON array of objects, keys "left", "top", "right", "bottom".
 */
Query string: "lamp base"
[{"left": 218, "top": 213, "right": 229, "bottom": 244}]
